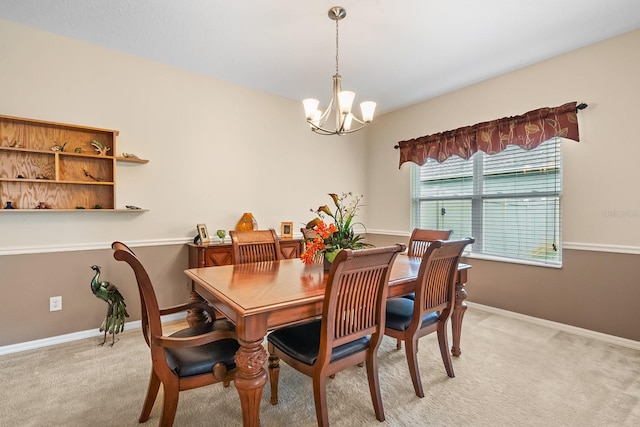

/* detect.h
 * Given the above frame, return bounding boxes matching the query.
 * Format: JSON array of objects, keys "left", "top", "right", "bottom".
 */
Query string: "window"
[{"left": 411, "top": 137, "right": 562, "bottom": 266}]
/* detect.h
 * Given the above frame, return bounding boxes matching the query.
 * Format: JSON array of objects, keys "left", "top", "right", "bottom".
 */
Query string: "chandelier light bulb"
[
  {"left": 360, "top": 101, "right": 377, "bottom": 123},
  {"left": 337, "top": 91, "right": 355, "bottom": 115},
  {"left": 303, "top": 98, "right": 320, "bottom": 120}
]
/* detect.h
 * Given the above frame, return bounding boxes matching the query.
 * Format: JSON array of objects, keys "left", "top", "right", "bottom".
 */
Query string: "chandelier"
[{"left": 303, "top": 6, "right": 376, "bottom": 136}]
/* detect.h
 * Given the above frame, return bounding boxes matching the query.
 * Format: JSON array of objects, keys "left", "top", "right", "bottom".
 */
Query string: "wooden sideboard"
[{"left": 187, "top": 238, "right": 305, "bottom": 268}]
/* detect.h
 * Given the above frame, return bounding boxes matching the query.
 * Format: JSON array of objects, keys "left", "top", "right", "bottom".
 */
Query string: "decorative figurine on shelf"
[
  {"left": 74, "top": 147, "right": 82, "bottom": 153},
  {"left": 83, "top": 168, "right": 103, "bottom": 182},
  {"left": 90, "top": 265, "right": 129, "bottom": 346},
  {"left": 91, "top": 140, "right": 110, "bottom": 156},
  {"left": 122, "top": 152, "right": 139, "bottom": 159},
  {"left": 35, "top": 173, "right": 50, "bottom": 180},
  {"left": 35, "top": 202, "right": 51, "bottom": 209},
  {"left": 235, "top": 212, "right": 258, "bottom": 231},
  {"left": 216, "top": 229, "right": 226, "bottom": 243},
  {"left": 51, "top": 141, "right": 68, "bottom": 152},
  {"left": 4, "top": 201, "right": 15, "bottom": 209},
  {"left": 9, "top": 140, "right": 22, "bottom": 148}
]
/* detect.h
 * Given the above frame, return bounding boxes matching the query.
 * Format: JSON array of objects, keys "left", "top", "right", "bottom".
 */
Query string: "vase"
[
  {"left": 236, "top": 212, "right": 258, "bottom": 231},
  {"left": 4, "top": 201, "right": 15, "bottom": 209}
]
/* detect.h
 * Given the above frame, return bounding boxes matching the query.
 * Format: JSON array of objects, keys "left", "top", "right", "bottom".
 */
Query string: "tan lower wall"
[
  {"left": 367, "top": 233, "right": 640, "bottom": 341},
  {"left": 2, "top": 238, "right": 639, "bottom": 346},
  {"left": 0, "top": 244, "right": 191, "bottom": 346}
]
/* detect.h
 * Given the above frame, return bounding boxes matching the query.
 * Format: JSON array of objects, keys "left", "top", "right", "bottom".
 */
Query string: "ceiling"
[{"left": 2, "top": 0, "right": 640, "bottom": 115}]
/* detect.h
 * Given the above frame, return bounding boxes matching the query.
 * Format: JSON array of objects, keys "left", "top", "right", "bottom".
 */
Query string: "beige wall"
[
  {"left": 0, "top": 20, "right": 369, "bottom": 346},
  {"left": 366, "top": 29, "right": 640, "bottom": 246},
  {"left": 0, "top": 19, "right": 370, "bottom": 250},
  {"left": 365, "top": 29, "right": 640, "bottom": 341},
  {"left": 2, "top": 22, "right": 639, "bottom": 346}
]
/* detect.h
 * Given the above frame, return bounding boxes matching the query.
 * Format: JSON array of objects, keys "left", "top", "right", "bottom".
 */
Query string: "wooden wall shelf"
[
  {"left": 0, "top": 208, "right": 148, "bottom": 213},
  {"left": 0, "top": 114, "right": 148, "bottom": 211},
  {"left": 116, "top": 156, "right": 149, "bottom": 164}
]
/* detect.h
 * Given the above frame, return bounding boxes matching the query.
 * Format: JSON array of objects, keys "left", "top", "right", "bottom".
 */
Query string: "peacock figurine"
[{"left": 90, "top": 265, "right": 129, "bottom": 346}]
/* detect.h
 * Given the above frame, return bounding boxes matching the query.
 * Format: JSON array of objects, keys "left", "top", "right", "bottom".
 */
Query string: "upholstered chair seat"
[
  {"left": 384, "top": 298, "right": 440, "bottom": 332},
  {"left": 165, "top": 322, "right": 239, "bottom": 378},
  {"left": 267, "top": 319, "right": 370, "bottom": 365}
]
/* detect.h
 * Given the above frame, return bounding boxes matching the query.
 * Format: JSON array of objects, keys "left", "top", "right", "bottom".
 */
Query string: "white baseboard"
[
  {"left": 467, "top": 302, "right": 640, "bottom": 351},
  {"left": 0, "top": 313, "right": 185, "bottom": 356}
]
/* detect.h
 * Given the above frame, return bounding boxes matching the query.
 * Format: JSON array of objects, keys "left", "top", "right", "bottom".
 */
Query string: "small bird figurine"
[{"left": 90, "top": 265, "right": 129, "bottom": 346}]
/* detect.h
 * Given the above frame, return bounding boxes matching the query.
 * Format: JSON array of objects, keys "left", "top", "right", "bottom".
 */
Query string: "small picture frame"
[
  {"left": 197, "top": 223, "right": 210, "bottom": 244},
  {"left": 281, "top": 222, "right": 293, "bottom": 239}
]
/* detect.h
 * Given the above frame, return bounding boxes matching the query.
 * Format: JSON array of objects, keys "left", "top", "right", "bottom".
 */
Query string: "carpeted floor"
[{"left": 1, "top": 307, "right": 639, "bottom": 426}]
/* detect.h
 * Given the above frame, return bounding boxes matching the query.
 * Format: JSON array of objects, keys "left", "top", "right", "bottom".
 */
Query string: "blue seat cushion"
[
  {"left": 403, "top": 292, "right": 415, "bottom": 300},
  {"left": 164, "top": 321, "right": 240, "bottom": 378},
  {"left": 267, "top": 319, "right": 370, "bottom": 366},
  {"left": 385, "top": 298, "right": 440, "bottom": 331}
]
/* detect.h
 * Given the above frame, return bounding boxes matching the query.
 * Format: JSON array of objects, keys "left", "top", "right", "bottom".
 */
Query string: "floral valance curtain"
[{"left": 397, "top": 101, "right": 580, "bottom": 168}]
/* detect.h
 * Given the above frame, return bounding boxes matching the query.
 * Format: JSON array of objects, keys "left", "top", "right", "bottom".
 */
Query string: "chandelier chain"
[{"left": 335, "top": 17, "right": 340, "bottom": 75}]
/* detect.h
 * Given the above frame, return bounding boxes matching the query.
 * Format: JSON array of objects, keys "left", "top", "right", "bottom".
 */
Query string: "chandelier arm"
[
  {"left": 306, "top": 122, "right": 341, "bottom": 135},
  {"left": 306, "top": 119, "right": 369, "bottom": 135},
  {"left": 348, "top": 115, "right": 367, "bottom": 125},
  {"left": 316, "top": 97, "right": 334, "bottom": 128}
]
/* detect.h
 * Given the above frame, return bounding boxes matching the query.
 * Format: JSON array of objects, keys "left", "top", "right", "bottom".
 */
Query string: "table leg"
[
  {"left": 234, "top": 338, "right": 268, "bottom": 427},
  {"left": 451, "top": 280, "right": 467, "bottom": 357}
]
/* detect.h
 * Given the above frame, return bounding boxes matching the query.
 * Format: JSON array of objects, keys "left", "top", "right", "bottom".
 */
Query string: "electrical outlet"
[{"left": 50, "top": 296, "right": 62, "bottom": 311}]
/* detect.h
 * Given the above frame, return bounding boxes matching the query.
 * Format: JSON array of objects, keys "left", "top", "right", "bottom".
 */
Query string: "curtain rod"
[{"left": 393, "top": 102, "right": 588, "bottom": 149}]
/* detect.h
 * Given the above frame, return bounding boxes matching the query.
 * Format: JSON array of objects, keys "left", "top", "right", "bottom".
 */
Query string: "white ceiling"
[{"left": 2, "top": 0, "right": 640, "bottom": 114}]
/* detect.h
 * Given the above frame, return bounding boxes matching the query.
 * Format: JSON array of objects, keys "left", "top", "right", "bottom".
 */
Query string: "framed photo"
[
  {"left": 280, "top": 222, "right": 293, "bottom": 239},
  {"left": 197, "top": 223, "right": 210, "bottom": 244}
]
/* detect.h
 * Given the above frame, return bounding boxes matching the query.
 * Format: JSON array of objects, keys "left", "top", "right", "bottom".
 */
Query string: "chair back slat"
[
  {"left": 321, "top": 244, "right": 406, "bottom": 352},
  {"left": 407, "top": 228, "right": 453, "bottom": 258},
  {"left": 230, "top": 229, "right": 283, "bottom": 264}
]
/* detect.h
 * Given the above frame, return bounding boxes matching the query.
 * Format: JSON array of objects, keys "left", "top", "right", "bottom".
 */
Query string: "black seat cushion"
[
  {"left": 385, "top": 298, "right": 440, "bottom": 332},
  {"left": 165, "top": 321, "right": 240, "bottom": 378},
  {"left": 267, "top": 319, "right": 370, "bottom": 366}
]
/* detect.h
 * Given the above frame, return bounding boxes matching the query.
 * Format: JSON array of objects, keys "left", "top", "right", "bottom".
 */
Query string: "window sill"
[{"left": 464, "top": 252, "right": 562, "bottom": 269}]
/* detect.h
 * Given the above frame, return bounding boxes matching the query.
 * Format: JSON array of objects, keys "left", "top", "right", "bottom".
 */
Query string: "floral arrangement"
[{"left": 300, "top": 192, "right": 372, "bottom": 265}]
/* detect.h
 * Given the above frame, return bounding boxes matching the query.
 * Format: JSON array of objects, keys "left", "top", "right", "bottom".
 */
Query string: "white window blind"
[{"left": 411, "top": 137, "right": 562, "bottom": 265}]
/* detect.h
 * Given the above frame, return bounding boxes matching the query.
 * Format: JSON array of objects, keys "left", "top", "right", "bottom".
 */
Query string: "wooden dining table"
[{"left": 184, "top": 254, "right": 471, "bottom": 427}]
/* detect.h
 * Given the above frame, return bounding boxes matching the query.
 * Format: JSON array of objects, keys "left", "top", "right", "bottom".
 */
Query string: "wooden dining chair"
[
  {"left": 267, "top": 244, "right": 406, "bottom": 427},
  {"left": 384, "top": 237, "right": 474, "bottom": 398},
  {"left": 111, "top": 241, "right": 240, "bottom": 427},
  {"left": 229, "top": 228, "right": 283, "bottom": 264},
  {"left": 407, "top": 228, "right": 453, "bottom": 258},
  {"left": 398, "top": 229, "right": 454, "bottom": 350}
]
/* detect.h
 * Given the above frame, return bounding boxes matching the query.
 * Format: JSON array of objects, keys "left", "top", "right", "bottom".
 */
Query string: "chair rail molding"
[
  {"left": 366, "top": 229, "right": 640, "bottom": 255},
  {"left": 0, "top": 237, "right": 192, "bottom": 256}
]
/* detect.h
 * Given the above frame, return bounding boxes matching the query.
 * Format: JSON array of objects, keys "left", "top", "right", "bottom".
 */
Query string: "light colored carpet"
[{"left": 1, "top": 307, "right": 639, "bottom": 426}]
